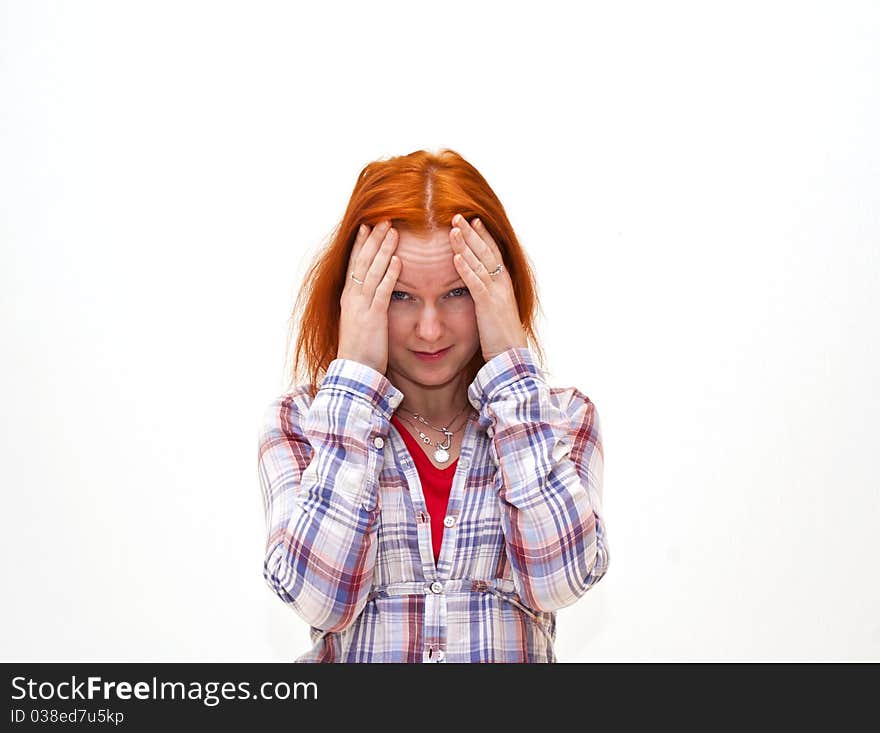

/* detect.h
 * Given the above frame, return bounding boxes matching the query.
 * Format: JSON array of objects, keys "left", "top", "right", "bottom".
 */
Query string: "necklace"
[{"left": 397, "top": 402, "right": 472, "bottom": 464}]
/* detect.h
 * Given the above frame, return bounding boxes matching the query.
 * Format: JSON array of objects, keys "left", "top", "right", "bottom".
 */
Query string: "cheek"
[
  {"left": 446, "top": 299, "right": 473, "bottom": 315},
  {"left": 386, "top": 312, "right": 404, "bottom": 336},
  {"left": 446, "top": 302, "right": 478, "bottom": 335},
  {"left": 453, "top": 300, "right": 478, "bottom": 326}
]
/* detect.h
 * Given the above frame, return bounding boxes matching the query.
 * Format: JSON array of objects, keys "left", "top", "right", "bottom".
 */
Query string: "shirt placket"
[
  {"left": 423, "top": 580, "right": 446, "bottom": 663},
  {"left": 390, "top": 417, "right": 479, "bottom": 663}
]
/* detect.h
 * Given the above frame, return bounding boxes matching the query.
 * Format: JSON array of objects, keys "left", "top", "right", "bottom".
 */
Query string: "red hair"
[{"left": 284, "top": 148, "right": 547, "bottom": 398}]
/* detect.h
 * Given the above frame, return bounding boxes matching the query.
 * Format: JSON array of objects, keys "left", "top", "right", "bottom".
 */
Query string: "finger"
[
  {"left": 363, "top": 225, "right": 398, "bottom": 295},
  {"left": 373, "top": 254, "right": 401, "bottom": 309},
  {"left": 347, "top": 223, "right": 372, "bottom": 278},
  {"left": 451, "top": 228, "right": 491, "bottom": 285},
  {"left": 452, "top": 215, "right": 494, "bottom": 272},
  {"left": 353, "top": 222, "right": 371, "bottom": 256},
  {"left": 453, "top": 251, "right": 489, "bottom": 298},
  {"left": 352, "top": 220, "right": 390, "bottom": 286},
  {"left": 471, "top": 217, "right": 504, "bottom": 263}
]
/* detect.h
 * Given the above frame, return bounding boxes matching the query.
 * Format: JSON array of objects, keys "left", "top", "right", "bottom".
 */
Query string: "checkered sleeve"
[
  {"left": 467, "top": 347, "right": 609, "bottom": 612},
  {"left": 257, "top": 358, "right": 403, "bottom": 632}
]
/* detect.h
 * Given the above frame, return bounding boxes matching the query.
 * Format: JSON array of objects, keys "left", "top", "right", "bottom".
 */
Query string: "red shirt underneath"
[{"left": 390, "top": 413, "right": 457, "bottom": 564}]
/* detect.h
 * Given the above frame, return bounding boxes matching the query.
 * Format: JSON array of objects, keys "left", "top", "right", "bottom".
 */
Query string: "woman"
[{"left": 257, "top": 148, "right": 609, "bottom": 662}]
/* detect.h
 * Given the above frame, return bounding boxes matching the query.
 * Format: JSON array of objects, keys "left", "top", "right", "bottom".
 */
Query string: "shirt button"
[
  {"left": 373, "top": 436, "right": 385, "bottom": 449},
  {"left": 435, "top": 649, "right": 445, "bottom": 662},
  {"left": 429, "top": 581, "right": 443, "bottom": 594},
  {"left": 443, "top": 516, "right": 456, "bottom": 528}
]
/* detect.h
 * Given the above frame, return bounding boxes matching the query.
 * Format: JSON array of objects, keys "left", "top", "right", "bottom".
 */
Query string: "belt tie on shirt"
[
  {"left": 366, "top": 578, "right": 555, "bottom": 647},
  {"left": 366, "top": 578, "right": 516, "bottom": 599}
]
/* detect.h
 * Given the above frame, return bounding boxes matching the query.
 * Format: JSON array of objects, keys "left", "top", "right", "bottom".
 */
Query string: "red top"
[{"left": 390, "top": 413, "right": 457, "bottom": 564}]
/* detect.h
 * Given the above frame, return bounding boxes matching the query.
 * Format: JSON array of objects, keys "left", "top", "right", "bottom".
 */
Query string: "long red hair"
[{"left": 284, "top": 148, "right": 547, "bottom": 398}]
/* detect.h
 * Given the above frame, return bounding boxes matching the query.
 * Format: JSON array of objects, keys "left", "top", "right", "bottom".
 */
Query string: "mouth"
[{"left": 412, "top": 346, "right": 452, "bottom": 360}]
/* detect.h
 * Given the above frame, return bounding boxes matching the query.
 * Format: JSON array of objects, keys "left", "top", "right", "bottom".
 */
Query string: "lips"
[{"left": 413, "top": 346, "right": 452, "bottom": 361}]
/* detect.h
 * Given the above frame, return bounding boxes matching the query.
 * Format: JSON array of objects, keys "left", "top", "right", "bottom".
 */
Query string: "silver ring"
[
  {"left": 350, "top": 273, "right": 364, "bottom": 285},
  {"left": 489, "top": 263, "right": 504, "bottom": 278}
]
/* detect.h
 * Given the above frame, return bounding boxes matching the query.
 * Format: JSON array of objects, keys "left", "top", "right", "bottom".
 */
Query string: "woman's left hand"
[{"left": 450, "top": 214, "right": 529, "bottom": 362}]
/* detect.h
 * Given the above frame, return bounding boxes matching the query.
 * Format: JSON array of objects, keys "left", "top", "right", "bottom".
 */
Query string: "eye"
[{"left": 390, "top": 288, "right": 469, "bottom": 302}]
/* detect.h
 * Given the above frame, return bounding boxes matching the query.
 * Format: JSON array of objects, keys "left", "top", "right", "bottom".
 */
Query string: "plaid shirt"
[{"left": 257, "top": 347, "right": 609, "bottom": 663}]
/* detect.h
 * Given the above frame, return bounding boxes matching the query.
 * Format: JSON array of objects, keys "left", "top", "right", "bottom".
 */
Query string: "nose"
[{"left": 415, "top": 304, "right": 444, "bottom": 343}]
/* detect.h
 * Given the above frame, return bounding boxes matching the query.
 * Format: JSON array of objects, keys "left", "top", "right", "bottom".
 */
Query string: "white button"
[
  {"left": 373, "top": 437, "right": 384, "bottom": 449},
  {"left": 443, "top": 516, "right": 455, "bottom": 528},
  {"left": 434, "top": 649, "right": 445, "bottom": 662},
  {"left": 429, "top": 581, "right": 443, "bottom": 594},
  {"left": 460, "top": 457, "right": 470, "bottom": 467}
]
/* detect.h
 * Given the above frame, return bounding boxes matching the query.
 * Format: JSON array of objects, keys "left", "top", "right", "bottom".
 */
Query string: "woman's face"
[{"left": 385, "top": 226, "right": 481, "bottom": 387}]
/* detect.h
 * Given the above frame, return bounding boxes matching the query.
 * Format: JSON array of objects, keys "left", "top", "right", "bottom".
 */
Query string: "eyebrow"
[{"left": 396, "top": 278, "right": 465, "bottom": 290}]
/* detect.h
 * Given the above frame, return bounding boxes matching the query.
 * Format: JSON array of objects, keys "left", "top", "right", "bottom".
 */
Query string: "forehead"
[{"left": 394, "top": 227, "right": 462, "bottom": 290}]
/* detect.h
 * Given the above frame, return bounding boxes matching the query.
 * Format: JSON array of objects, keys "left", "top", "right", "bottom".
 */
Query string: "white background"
[{"left": 2, "top": 0, "right": 878, "bottom": 661}]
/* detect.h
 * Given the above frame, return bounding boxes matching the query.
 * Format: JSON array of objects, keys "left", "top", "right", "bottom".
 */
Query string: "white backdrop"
[{"left": 2, "top": 0, "right": 878, "bottom": 662}]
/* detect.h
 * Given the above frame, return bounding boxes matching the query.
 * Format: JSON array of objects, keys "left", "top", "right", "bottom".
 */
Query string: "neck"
[
  {"left": 387, "top": 372, "right": 472, "bottom": 426},
  {"left": 398, "top": 395, "right": 471, "bottom": 422},
  {"left": 398, "top": 401, "right": 472, "bottom": 431}
]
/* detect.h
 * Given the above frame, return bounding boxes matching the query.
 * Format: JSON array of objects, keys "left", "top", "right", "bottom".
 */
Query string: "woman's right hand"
[{"left": 337, "top": 220, "right": 401, "bottom": 374}]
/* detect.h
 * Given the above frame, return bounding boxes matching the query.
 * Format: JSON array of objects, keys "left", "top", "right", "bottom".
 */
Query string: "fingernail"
[
  {"left": 473, "top": 218, "right": 481, "bottom": 227},
  {"left": 358, "top": 224, "right": 366, "bottom": 236}
]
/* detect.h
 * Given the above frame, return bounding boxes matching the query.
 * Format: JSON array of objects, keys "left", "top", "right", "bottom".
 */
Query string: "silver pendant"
[{"left": 433, "top": 447, "right": 450, "bottom": 463}]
